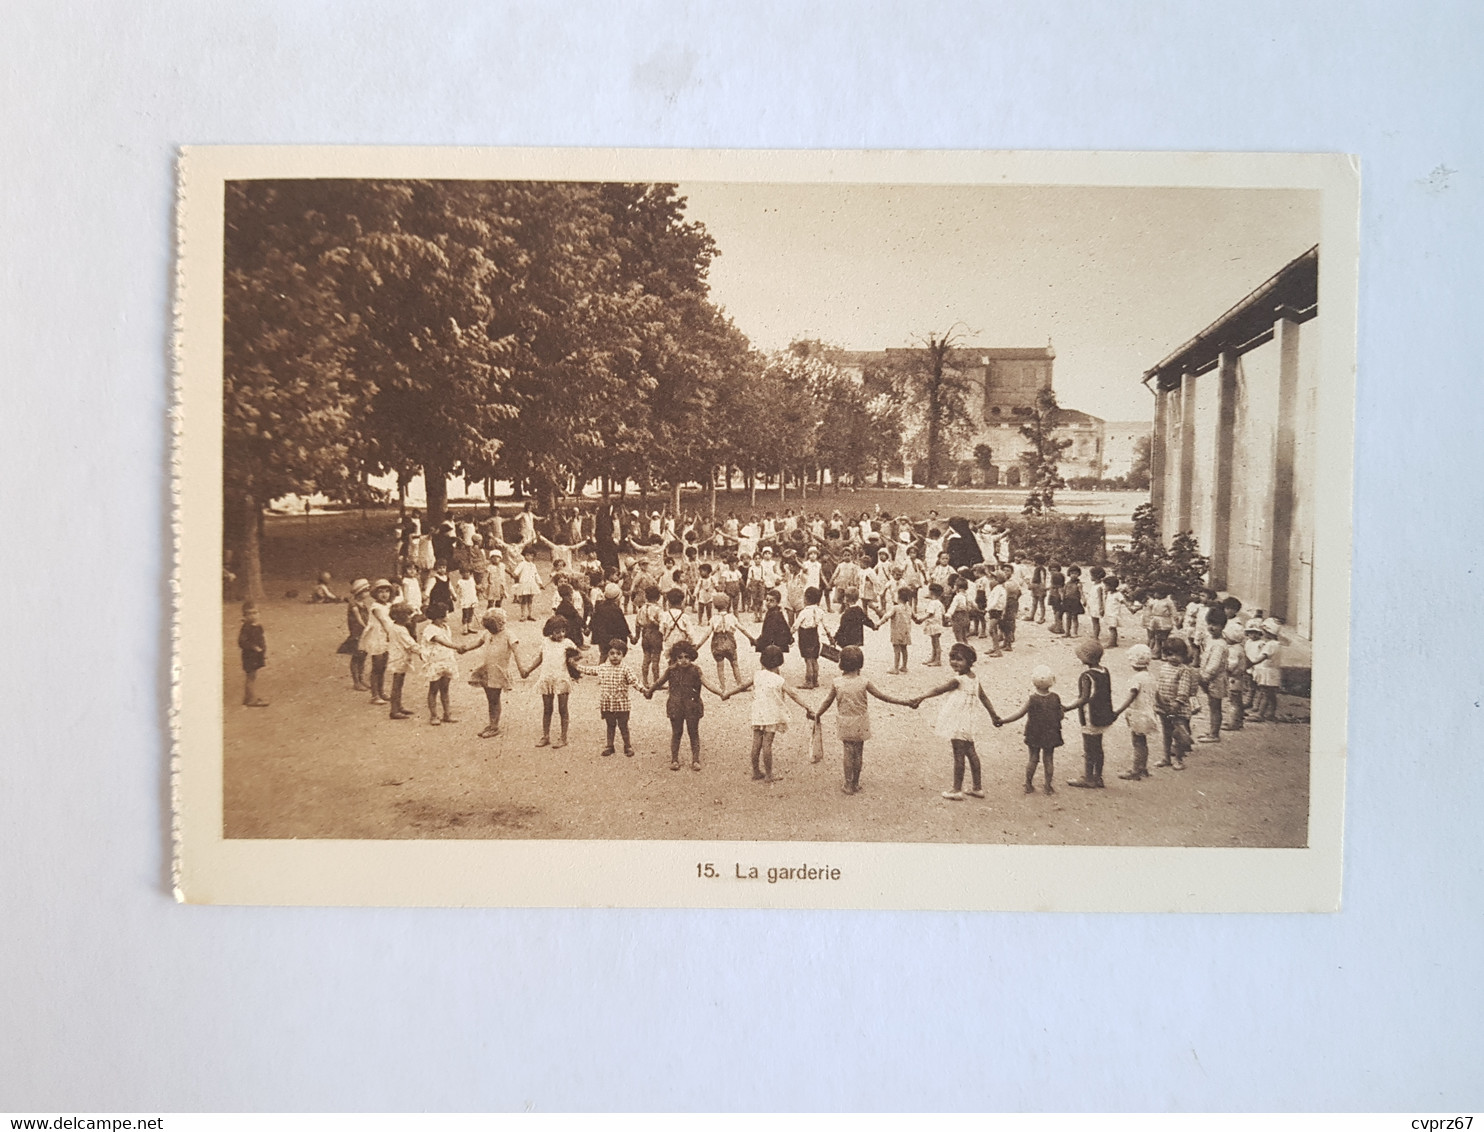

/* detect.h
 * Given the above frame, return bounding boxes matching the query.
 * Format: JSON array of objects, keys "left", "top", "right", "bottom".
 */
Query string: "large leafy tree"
[
  {"left": 223, "top": 181, "right": 370, "bottom": 599},
  {"left": 340, "top": 180, "right": 528, "bottom": 522}
]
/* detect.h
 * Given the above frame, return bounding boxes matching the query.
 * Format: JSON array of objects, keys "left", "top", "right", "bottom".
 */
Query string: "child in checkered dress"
[
  {"left": 1154, "top": 636, "right": 1198, "bottom": 770},
  {"left": 577, "top": 636, "right": 643, "bottom": 757}
]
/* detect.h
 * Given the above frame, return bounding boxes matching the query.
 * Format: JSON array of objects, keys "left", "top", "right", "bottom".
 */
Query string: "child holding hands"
[
  {"left": 726, "top": 645, "right": 813, "bottom": 783},
  {"left": 577, "top": 637, "right": 643, "bottom": 757},
  {"left": 645, "top": 639, "right": 725, "bottom": 772},
  {"left": 809, "top": 644, "right": 917, "bottom": 795},
  {"left": 911, "top": 642, "right": 999, "bottom": 800},
  {"left": 995, "top": 665, "right": 1066, "bottom": 795}
]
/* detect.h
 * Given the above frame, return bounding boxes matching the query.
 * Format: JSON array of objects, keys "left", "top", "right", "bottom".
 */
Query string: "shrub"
[
  {"left": 1112, "top": 503, "right": 1209, "bottom": 603},
  {"left": 995, "top": 512, "right": 1107, "bottom": 565}
]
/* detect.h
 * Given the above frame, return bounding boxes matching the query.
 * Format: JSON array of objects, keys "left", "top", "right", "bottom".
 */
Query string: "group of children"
[{"left": 238, "top": 501, "right": 1291, "bottom": 802}]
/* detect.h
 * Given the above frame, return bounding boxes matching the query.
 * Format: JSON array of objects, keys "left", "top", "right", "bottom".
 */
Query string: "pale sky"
[{"left": 677, "top": 182, "right": 1320, "bottom": 423}]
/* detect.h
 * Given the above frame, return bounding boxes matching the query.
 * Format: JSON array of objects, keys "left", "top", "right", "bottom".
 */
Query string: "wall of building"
[{"left": 1152, "top": 310, "right": 1318, "bottom": 641}]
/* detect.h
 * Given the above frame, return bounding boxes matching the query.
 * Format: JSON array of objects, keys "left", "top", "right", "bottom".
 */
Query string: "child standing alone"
[{"left": 238, "top": 601, "right": 268, "bottom": 707}]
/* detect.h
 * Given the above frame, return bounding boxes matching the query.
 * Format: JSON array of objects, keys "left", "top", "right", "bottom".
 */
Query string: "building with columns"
[{"left": 1145, "top": 246, "right": 1319, "bottom": 642}]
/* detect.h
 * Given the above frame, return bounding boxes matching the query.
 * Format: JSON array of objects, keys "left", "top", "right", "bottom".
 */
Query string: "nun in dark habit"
[{"left": 944, "top": 517, "right": 985, "bottom": 569}]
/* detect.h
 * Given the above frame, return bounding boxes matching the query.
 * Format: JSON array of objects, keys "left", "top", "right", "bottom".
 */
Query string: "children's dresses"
[
  {"left": 535, "top": 637, "right": 574, "bottom": 696},
  {"left": 934, "top": 673, "right": 982, "bottom": 741},
  {"left": 889, "top": 603, "right": 914, "bottom": 646},
  {"left": 1077, "top": 666, "right": 1117, "bottom": 731},
  {"left": 1121, "top": 666, "right": 1155, "bottom": 736},
  {"left": 419, "top": 621, "right": 460, "bottom": 681},
  {"left": 832, "top": 672, "right": 872, "bottom": 742},
  {"left": 664, "top": 664, "right": 705, "bottom": 721},
  {"left": 387, "top": 622, "right": 420, "bottom": 677},
  {"left": 1023, "top": 691, "right": 1065, "bottom": 749},
  {"left": 749, "top": 668, "right": 790, "bottom": 732},
  {"left": 755, "top": 606, "right": 793, "bottom": 654},
  {"left": 476, "top": 630, "right": 518, "bottom": 690},
  {"left": 359, "top": 602, "right": 390, "bottom": 656}
]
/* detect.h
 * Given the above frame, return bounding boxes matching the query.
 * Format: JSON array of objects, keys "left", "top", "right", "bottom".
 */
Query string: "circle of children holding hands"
[{"left": 247, "top": 501, "right": 1290, "bottom": 801}]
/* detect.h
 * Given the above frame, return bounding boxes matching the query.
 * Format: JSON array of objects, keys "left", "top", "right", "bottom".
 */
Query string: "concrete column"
[
  {"left": 1176, "top": 370, "right": 1198, "bottom": 535},
  {"left": 1209, "top": 349, "right": 1238, "bottom": 590},
  {"left": 1269, "top": 314, "right": 1302, "bottom": 621},
  {"left": 1149, "top": 387, "right": 1167, "bottom": 527}
]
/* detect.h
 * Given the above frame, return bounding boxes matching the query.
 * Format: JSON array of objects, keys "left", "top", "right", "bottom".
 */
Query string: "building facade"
[
  {"left": 833, "top": 344, "right": 1128, "bottom": 485},
  {"left": 1145, "top": 246, "right": 1319, "bottom": 641}
]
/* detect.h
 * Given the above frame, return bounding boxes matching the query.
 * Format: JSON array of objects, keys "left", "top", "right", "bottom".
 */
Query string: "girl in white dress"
[
  {"left": 726, "top": 645, "right": 814, "bottom": 783},
  {"left": 910, "top": 642, "right": 1001, "bottom": 800}
]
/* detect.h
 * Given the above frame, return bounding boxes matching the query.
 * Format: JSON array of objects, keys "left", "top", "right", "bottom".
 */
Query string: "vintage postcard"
[{"left": 174, "top": 147, "right": 1358, "bottom": 908}]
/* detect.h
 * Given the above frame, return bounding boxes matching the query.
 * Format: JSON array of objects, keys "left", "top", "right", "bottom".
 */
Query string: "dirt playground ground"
[{"left": 223, "top": 511, "right": 1310, "bottom": 846}]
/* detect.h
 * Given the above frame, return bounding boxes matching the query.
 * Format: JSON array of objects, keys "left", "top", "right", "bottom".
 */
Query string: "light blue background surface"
[{"left": 2, "top": 1, "right": 1480, "bottom": 1111}]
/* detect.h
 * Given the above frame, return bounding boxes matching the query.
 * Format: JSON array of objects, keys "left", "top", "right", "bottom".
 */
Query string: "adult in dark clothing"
[
  {"left": 553, "top": 589, "right": 586, "bottom": 649},
  {"left": 588, "top": 584, "right": 632, "bottom": 653},
  {"left": 594, "top": 502, "right": 619, "bottom": 574},
  {"left": 834, "top": 592, "right": 879, "bottom": 648},
  {"left": 754, "top": 592, "right": 794, "bottom": 654},
  {"left": 944, "top": 517, "right": 984, "bottom": 569},
  {"left": 431, "top": 520, "right": 457, "bottom": 566}
]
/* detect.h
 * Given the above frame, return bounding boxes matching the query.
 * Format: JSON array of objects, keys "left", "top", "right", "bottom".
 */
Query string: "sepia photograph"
[{"left": 175, "top": 147, "right": 1358, "bottom": 908}]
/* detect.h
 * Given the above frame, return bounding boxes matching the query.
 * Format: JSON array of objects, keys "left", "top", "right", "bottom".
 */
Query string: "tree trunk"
[
  {"left": 747, "top": 469, "right": 757, "bottom": 508},
  {"left": 234, "top": 492, "right": 265, "bottom": 602},
  {"left": 424, "top": 460, "right": 448, "bottom": 526},
  {"left": 725, "top": 465, "right": 734, "bottom": 494},
  {"left": 670, "top": 480, "right": 682, "bottom": 517},
  {"left": 709, "top": 467, "right": 717, "bottom": 518}
]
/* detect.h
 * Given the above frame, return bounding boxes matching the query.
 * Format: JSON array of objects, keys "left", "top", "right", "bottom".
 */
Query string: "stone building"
[
  {"left": 1145, "top": 245, "right": 1319, "bottom": 642},
  {"left": 831, "top": 344, "right": 1113, "bottom": 485}
]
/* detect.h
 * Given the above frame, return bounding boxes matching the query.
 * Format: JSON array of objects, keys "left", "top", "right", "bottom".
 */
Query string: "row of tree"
[{"left": 224, "top": 180, "right": 1073, "bottom": 597}]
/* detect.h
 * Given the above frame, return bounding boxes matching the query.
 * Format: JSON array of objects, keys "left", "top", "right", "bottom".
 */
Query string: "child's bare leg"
[
  {"left": 1042, "top": 751, "right": 1055, "bottom": 792},
  {"left": 555, "top": 693, "right": 569, "bottom": 745},
  {"left": 438, "top": 678, "right": 453, "bottom": 721},
  {"left": 759, "top": 730, "right": 774, "bottom": 780},
  {"left": 427, "top": 682, "right": 440, "bottom": 722},
  {"left": 716, "top": 658, "right": 727, "bottom": 690},
  {"left": 243, "top": 670, "right": 256, "bottom": 706},
  {"left": 687, "top": 717, "right": 701, "bottom": 767},
  {"left": 670, "top": 717, "right": 684, "bottom": 766},
  {"left": 728, "top": 655, "right": 742, "bottom": 684},
  {"left": 617, "top": 715, "right": 633, "bottom": 753},
  {"left": 1024, "top": 748, "right": 1040, "bottom": 792},
  {"left": 539, "top": 693, "right": 554, "bottom": 744},
  {"left": 604, "top": 717, "right": 617, "bottom": 753},
  {"left": 750, "top": 729, "right": 765, "bottom": 779},
  {"left": 1108, "top": 628, "right": 1119, "bottom": 647},
  {"left": 965, "top": 742, "right": 983, "bottom": 795},
  {"left": 480, "top": 687, "right": 501, "bottom": 735}
]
